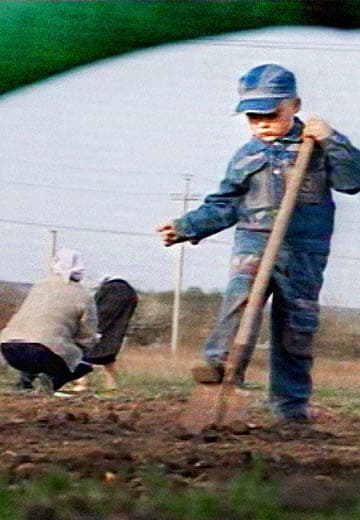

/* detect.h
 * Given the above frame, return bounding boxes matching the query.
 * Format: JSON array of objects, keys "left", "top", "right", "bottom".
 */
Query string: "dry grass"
[
  {"left": 2, "top": 280, "right": 360, "bottom": 411},
  {"left": 121, "top": 344, "right": 360, "bottom": 390},
  {"left": 119, "top": 345, "right": 360, "bottom": 416},
  {"left": 313, "top": 357, "right": 360, "bottom": 389}
]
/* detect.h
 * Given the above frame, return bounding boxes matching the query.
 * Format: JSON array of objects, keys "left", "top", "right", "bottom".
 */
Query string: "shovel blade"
[{"left": 179, "top": 384, "right": 250, "bottom": 434}]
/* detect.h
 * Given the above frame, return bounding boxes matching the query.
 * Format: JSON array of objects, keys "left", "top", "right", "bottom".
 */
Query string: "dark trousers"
[
  {"left": 84, "top": 278, "right": 138, "bottom": 365},
  {"left": 1, "top": 342, "right": 93, "bottom": 391}
]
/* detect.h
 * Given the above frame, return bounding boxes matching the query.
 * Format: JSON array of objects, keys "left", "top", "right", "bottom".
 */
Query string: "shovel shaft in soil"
[{"left": 180, "top": 136, "right": 314, "bottom": 434}]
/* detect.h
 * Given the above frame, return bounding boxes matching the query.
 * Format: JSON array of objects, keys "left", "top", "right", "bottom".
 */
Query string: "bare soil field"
[
  {"left": 1, "top": 344, "right": 360, "bottom": 506},
  {"left": 2, "top": 282, "right": 360, "bottom": 516}
]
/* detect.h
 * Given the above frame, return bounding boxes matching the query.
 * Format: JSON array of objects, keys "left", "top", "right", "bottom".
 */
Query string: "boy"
[{"left": 157, "top": 64, "right": 360, "bottom": 423}]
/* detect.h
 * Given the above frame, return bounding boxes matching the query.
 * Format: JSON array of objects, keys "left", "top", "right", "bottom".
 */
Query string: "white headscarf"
[{"left": 51, "top": 248, "right": 85, "bottom": 283}]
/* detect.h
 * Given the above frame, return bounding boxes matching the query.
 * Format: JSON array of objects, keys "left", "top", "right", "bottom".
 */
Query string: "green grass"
[
  {"left": 0, "top": 464, "right": 360, "bottom": 519},
  {"left": 314, "top": 385, "right": 360, "bottom": 415},
  {"left": 92, "top": 365, "right": 194, "bottom": 400}
]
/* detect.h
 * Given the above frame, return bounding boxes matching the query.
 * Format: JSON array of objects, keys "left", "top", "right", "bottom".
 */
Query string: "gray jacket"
[{"left": 0, "top": 274, "right": 98, "bottom": 371}]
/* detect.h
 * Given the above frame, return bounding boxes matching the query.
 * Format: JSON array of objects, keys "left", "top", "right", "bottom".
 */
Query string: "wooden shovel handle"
[{"left": 228, "top": 137, "right": 314, "bottom": 366}]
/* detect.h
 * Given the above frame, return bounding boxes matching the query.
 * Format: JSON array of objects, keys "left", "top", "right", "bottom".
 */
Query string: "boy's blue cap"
[{"left": 236, "top": 64, "right": 297, "bottom": 114}]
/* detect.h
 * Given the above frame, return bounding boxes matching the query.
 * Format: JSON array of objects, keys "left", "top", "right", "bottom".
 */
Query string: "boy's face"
[{"left": 246, "top": 99, "right": 300, "bottom": 142}]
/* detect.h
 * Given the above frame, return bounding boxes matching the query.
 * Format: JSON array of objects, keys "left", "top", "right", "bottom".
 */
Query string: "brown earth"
[{"left": 1, "top": 345, "right": 360, "bottom": 499}]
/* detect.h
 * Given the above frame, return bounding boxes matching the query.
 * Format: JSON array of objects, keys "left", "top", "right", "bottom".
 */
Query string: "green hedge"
[{"left": 0, "top": 1, "right": 359, "bottom": 95}]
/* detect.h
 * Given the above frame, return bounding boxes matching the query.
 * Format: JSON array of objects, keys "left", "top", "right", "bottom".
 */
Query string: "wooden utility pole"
[
  {"left": 170, "top": 175, "right": 199, "bottom": 354},
  {"left": 48, "top": 229, "right": 58, "bottom": 271}
]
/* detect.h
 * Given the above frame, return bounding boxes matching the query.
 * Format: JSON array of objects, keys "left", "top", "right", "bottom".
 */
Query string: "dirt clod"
[{"left": 227, "top": 420, "right": 251, "bottom": 435}]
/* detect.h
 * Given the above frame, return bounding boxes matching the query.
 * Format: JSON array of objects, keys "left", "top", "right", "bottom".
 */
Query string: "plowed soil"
[{"left": 1, "top": 346, "right": 360, "bottom": 495}]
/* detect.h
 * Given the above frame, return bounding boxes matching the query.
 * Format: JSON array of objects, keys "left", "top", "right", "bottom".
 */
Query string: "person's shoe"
[
  {"left": 33, "top": 373, "right": 54, "bottom": 395},
  {"left": 278, "top": 408, "right": 315, "bottom": 423},
  {"left": 54, "top": 391, "right": 73, "bottom": 398},
  {"left": 71, "top": 376, "right": 89, "bottom": 393},
  {"left": 14, "top": 372, "right": 36, "bottom": 391},
  {"left": 269, "top": 413, "right": 314, "bottom": 435},
  {"left": 14, "top": 379, "right": 34, "bottom": 391},
  {"left": 278, "top": 416, "right": 312, "bottom": 428},
  {"left": 191, "top": 359, "right": 225, "bottom": 384}
]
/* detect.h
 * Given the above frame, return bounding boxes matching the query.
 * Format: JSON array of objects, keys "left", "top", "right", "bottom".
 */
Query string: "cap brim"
[{"left": 236, "top": 97, "right": 283, "bottom": 114}]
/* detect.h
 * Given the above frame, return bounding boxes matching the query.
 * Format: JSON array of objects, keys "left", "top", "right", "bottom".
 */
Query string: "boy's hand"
[
  {"left": 304, "top": 117, "right": 332, "bottom": 141},
  {"left": 156, "top": 222, "right": 178, "bottom": 247}
]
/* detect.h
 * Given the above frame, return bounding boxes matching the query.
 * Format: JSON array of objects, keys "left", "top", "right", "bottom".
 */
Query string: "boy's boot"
[
  {"left": 191, "top": 359, "right": 225, "bottom": 384},
  {"left": 191, "top": 358, "right": 250, "bottom": 387}
]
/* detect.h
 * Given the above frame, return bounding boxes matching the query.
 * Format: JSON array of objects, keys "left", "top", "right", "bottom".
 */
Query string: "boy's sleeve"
[
  {"left": 321, "top": 130, "right": 360, "bottom": 193},
  {"left": 173, "top": 163, "right": 247, "bottom": 243}
]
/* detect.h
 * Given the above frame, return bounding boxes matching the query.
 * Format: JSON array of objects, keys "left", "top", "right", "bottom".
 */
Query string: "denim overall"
[{"left": 174, "top": 118, "right": 360, "bottom": 419}]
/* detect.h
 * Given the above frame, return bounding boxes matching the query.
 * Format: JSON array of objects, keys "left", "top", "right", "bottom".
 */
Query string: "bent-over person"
[{"left": 0, "top": 248, "right": 97, "bottom": 394}]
